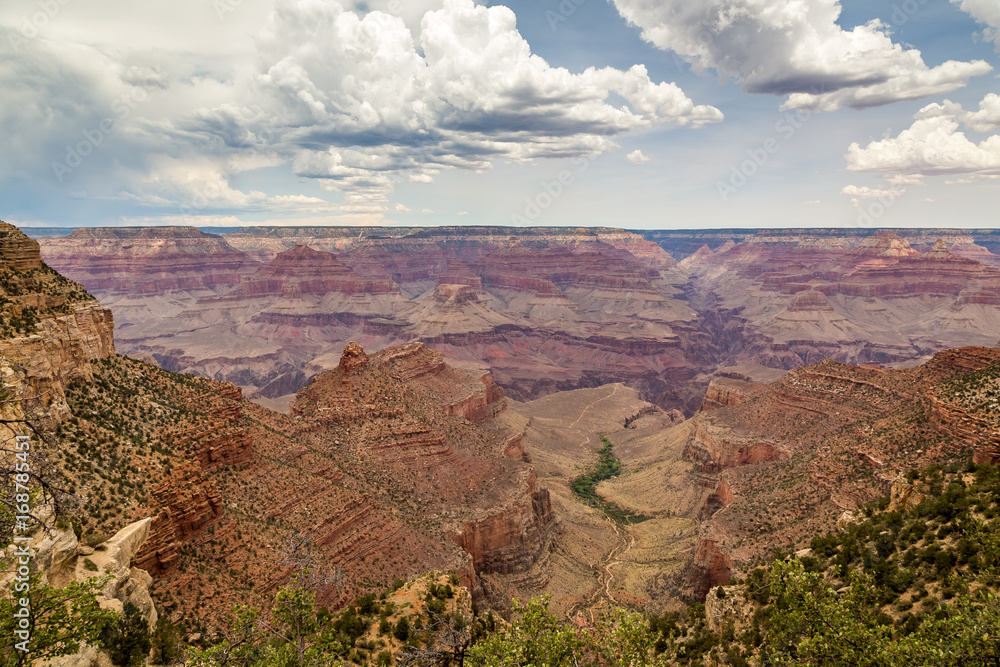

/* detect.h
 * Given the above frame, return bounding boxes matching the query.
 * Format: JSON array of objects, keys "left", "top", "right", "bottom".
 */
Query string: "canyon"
[
  {"left": 0, "top": 222, "right": 557, "bottom": 629},
  {"left": 35, "top": 226, "right": 1000, "bottom": 418},
  {"left": 6, "top": 219, "right": 1000, "bottom": 631}
]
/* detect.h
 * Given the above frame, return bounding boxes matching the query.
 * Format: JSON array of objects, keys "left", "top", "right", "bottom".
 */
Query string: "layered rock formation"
[
  {"left": 662, "top": 347, "right": 1000, "bottom": 598},
  {"left": 40, "top": 225, "right": 702, "bottom": 413},
  {"left": 0, "top": 221, "right": 115, "bottom": 421},
  {"left": 290, "top": 341, "right": 557, "bottom": 605},
  {"left": 36, "top": 224, "right": 1000, "bottom": 421},
  {"left": 679, "top": 231, "right": 1000, "bottom": 371}
]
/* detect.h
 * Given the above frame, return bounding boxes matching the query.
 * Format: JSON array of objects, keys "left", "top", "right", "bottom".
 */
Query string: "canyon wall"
[
  {"left": 36, "top": 226, "right": 1000, "bottom": 419},
  {"left": 0, "top": 221, "right": 115, "bottom": 421}
]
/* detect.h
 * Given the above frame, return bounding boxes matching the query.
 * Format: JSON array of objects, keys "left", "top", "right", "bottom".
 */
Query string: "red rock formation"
[
  {"left": 676, "top": 346, "right": 1000, "bottom": 599},
  {"left": 0, "top": 221, "right": 43, "bottom": 270},
  {"left": 291, "top": 342, "right": 557, "bottom": 589},
  {"left": 699, "top": 377, "right": 760, "bottom": 412},
  {"left": 339, "top": 341, "right": 369, "bottom": 374},
  {"left": 228, "top": 245, "right": 397, "bottom": 298},
  {"left": 0, "top": 222, "right": 115, "bottom": 420},
  {"left": 686, "top": 538, "right": 732, "bottom": 599},
  {"left": 166, "top": 382, "right": 253, "bottom": 469},
  {"left": 135, "top": 463, "right": 224, "bottom": 575},
  {"left": 451, "top": 470, "right": 555, "bottom": 575},
  {"left": 39, "top": 226, "right": 256, "bottom": 295}
]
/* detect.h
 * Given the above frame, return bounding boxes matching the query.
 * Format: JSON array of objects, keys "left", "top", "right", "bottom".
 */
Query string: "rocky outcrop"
[
  {"left": 686, "top": 538, "right": 732, "bottom": 599},
  {"left": 339, "top": 341, "right": 369, "bottom": 374},
  {"left": 0, "top": 221, "right": 43, "bottom": 270},
  {"left": 167, "top": 382, "right": 253, "bottom": 468},
  {"left": 0, "top": 304, "right": 115, "bottom": 420},
  {"left": 888, "top": 473, "right": 926, "bottom": 512},
  {"left": 290, "top": 342, "right": 557, "bottom": 595},
  {"left": 451, "top": 470, "right": 556, "bottom": 575},
  {"left": 684, "top": 420, "right": 787, "bottom": 473},
  {"left": 699, "top": 377, "right": 758, "bottom": 412},
  {"left": 929, "top": 395, "right": 1000, "bottom": 465},
  {"left": 135, "top": 464, "right": 223, "bottom": 575},
  {"left": 0, "top": 223, "right": 115, "bottom": 421},
  {"left": 0, "top": 517, "right": 157, "bottom": 666}
]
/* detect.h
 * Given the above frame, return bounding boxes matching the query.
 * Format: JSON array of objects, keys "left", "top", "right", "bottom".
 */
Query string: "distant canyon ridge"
[{"left": 34, "top": 226, "right": 1000, "bottom": 414}]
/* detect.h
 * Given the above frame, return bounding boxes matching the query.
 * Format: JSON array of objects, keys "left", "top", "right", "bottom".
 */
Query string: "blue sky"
[{"left": 1, "top": 0, "right": 998, "bottom": 229}]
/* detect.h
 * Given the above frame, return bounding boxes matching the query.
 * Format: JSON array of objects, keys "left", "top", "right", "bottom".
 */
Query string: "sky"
[{"left": 0, "top": 0, "right": 998, "bottom": 230}]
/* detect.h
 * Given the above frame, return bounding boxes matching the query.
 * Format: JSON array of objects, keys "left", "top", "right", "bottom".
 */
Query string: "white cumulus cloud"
[
  {"left": 176, "top": 0, "right": 721, "bottom": 206},
  {"left": 951, "top": 0, "right": 1000, "bottom": 50},
  {"left": 0, "top": 0, "right": 721, "bottom": 218},
  {"left": 845, "top": 94, "right": 1000, "bottom": 180},
  {"left": 610, "top": 0, "right": 991, "bottom": 111},
  {"left": 626, "top": 149, "right": 651, "bottom": 164}
]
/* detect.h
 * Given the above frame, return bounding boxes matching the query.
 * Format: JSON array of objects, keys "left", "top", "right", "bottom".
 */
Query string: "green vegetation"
[
  {"left": 713, "top": 459, "right": 1000, "bottom": 665},
  {"left": 0, "top": 574, "right": 118, "bottom": 666},
  {"left": 0, "top": 263, "right": 93, "bottom": 337},
  {"left": 190, "top": 572, "right": 489, "bottom": 666},
  {"left": 571, "top": 437, "right": 650, "bottom": 524},
  {"left": 100, "top": 602, "right": 152, "bottom": 666},
  {"left": 942, "top": 359, "right": 1000, "bottom": 413}
]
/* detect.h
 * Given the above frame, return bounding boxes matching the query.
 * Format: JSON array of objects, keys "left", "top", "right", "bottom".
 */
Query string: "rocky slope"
[
  {"left": 49, "top": 339, "right": 556, "bottom": 627},
  {"left": 0, "top": 221, "right": 115, "bottom": 422},
  {"left": 595, "top": 345, "right": 1000, "bottom": 602},
  {"left": 289, "top": 341, "right": 557, "bottom": 609}
]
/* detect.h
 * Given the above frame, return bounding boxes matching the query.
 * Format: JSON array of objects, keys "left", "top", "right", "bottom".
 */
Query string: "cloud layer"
[
  {"left": 0, "top": 0, "right": 721, "bottom": 218},
  {"left": 611, "top": 0, "right": 991, "bottom": 111}
]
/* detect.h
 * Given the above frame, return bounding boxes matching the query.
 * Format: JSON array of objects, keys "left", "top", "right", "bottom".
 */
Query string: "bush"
[
  {"left": 100, "top": 602, "right": 152, "bottom": 666},
  {"left": 150, "top": 616, "right": 183, "bottom": 664},
  {"left": 393, "top": 616, "right": 411, "bottom": 642}
]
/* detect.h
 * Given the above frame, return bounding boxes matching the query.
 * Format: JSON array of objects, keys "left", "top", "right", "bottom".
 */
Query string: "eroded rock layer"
[
  {"left": 38, "top": 226, "right": 702, "bottom": 413},
  {"left": 37, "top": 226, "right": 1000, "bottom": 419}
]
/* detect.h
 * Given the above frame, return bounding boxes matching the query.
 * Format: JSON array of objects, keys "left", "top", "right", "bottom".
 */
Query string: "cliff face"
[
  {"left": 0, "top": 221, "right": 115, "bottom": 421},
  {"left": 38, "top": 226, "right": 256, "bottom": 295},
  {"left": 680, "top": 230, "right": 1000, "bottom": 372},
  {"left": 0, "top": 222, "right": 43, "bottom": 270}
]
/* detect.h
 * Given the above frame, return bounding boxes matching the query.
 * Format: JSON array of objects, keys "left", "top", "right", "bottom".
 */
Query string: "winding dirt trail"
[
  {"left": 564, "top": 384, "right": 640, "bottom": 623},
  {"left": 569, "top": 384, "right": 621, "bottom": 430},
  {"left": 570, "top": 515, "right": 638, "bottom": 624}
]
